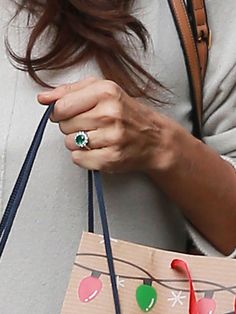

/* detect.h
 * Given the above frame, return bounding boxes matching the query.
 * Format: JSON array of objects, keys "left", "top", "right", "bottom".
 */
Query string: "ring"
[{"left": 74, "top": 131, "right": 90, "bottom": 149}]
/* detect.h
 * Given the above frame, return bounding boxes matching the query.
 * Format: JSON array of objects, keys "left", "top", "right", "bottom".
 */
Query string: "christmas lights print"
[
  {"left": 136, "top": 279, "right": 157, "bottom": 312},
  {"left": 78, "top": 271, "right": 103, "bottom": 303},
  {"left": 75, "top": 253, "right": 236, "bottom": 313}
]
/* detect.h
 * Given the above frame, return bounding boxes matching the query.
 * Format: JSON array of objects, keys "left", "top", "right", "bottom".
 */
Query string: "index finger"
[
  {"left": 51, "top": 80, "right": 122, "bottom": 122},
  {"left": 37, "top": 76, "right": 98, "bottom": 104}
]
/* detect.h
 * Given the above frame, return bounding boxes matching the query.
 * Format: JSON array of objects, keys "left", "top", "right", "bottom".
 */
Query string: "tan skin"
[{"left": 38, "top": 77, "right": 236, "bottom": 255}]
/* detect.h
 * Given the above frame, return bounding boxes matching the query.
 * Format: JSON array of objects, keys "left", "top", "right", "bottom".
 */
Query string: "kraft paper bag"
[{"left": 61, "top": 232, "right": 236, "bottom": 314}]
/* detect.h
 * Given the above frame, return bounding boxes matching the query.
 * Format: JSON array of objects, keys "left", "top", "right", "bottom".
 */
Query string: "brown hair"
[{"left": 7, "top": 0, "right": 163, "bottom": 101}]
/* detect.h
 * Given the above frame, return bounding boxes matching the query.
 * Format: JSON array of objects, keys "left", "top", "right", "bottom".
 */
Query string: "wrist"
[{"left": 146, "top": 118, "right": 201, "bottom": 177}]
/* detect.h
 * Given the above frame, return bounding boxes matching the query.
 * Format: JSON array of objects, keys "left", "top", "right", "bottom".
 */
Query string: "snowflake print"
[
  {"left": 168, "top": 291, "right": 186, "bottom": 307},
  {"left": 109, "top": 276, "right": 125, "bottom": 289}
]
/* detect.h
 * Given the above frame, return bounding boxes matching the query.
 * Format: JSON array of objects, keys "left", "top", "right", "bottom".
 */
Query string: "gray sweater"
[{"left": 0, "top": 0, "right": 235, "bottom": 313}]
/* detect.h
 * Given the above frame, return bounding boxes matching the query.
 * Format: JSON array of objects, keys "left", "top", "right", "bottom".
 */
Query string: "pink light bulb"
[
  {"left": 78, "top": 271, "right": 103, "bottom": 303},
  {"left": 197, "top": 298, "right": 216, "bottom": 314}
]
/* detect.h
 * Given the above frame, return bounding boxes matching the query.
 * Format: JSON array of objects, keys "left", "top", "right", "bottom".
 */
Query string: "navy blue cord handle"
[
  {"left": 88, "top": 170, "right": 94, "bottom": 233},
  {"left": 0, "top": 104, "right": 54, "bottom": 256},
  {"left": 0, "top": 106, "right": 121, "bottom": 313},
  {"left": 87, "top": 170, "right": 121, "bottom": 313}
]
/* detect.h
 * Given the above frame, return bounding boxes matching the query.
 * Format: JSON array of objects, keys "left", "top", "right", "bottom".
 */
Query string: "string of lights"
[
  {"left": 74, "top": 253, "right": 236, "bottom": 313},
  {"left": 76, "top": 253, "right": 236, "bottom": 295}
]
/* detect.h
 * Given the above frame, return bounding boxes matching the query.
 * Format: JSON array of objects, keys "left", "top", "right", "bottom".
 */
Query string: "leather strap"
[
  {"left": 187, "top": 0, "right": 210, "bottom": 78},
  {"left": 168, "top": 0, "right": 210, "bottom": 137}
]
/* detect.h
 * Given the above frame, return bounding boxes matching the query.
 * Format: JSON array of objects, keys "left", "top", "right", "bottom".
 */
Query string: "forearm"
[{"left": 148, "top": 130, "right": 236, "bottom": 255}]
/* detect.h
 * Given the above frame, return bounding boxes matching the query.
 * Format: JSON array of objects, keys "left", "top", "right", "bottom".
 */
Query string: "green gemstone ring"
[{"left": 74, "top": 131, "right": 89, "bottom": 149}]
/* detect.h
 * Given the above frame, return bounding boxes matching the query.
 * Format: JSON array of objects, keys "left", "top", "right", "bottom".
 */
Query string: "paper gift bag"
[
  {"left": 0, "top": 106, "right": 234, "bottom": 314},
  {"left": 61, "top": 232, "right": 236, "bottom": 313}
]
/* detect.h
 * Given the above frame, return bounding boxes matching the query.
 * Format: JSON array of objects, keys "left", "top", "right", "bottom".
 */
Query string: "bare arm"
[{"left": 147, "top": 122, "right": 236, "bottom": 255}]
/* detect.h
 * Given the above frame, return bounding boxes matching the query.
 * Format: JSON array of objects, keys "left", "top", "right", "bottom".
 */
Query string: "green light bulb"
[{"left": 136, "top": 279, "right": 157, "bottom": 312}]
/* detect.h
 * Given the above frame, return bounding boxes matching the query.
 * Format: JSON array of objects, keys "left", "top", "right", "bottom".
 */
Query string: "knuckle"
[
  {"left": 98, "top": 149, "right": 122, "bottom": 173},
  {"left": 64, "top": 135, "right": 72, "bottom": 150},
  {"left": 110, "top": 100, "right": 123, "bottom": 118},
  {"left": 97, "top": 150, "right": 114, "bottom": 172},
  {"left": 102, "top": 80, "right": 122, "bottom": 99},
  {"left": 54, "top": 98, "right": 67, "bottom": 118},
  {"left": 62, "top": 83, "right": 73, "bottom": 93},
  {"left": 54, "top": 84, "right": 72, "bottom": 97},
  {"left": 87, "top": 76, "right": 98, "bottom": 83},
  {"left": 50, "top": 113, "right": 57, "bottom": 123},
  {"left": 99, "top": 101, "right": 122, "bottom": 122},
  {"left": 113, "top": 126, "right": 126, "bottom": 143},
  {"left": 71, "top": 152, "right": 80, "bottom": 165},
  {"left": 59, "top": 121, "right": 68, "bottom": 135}
]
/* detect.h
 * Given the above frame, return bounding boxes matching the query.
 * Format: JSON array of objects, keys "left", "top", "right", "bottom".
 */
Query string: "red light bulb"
[
  {"left": 197, "top": 297, "right": 216, "bottom": 314},
  {"left": 78, "top": 271, "right": 103, "bottom": 303}
]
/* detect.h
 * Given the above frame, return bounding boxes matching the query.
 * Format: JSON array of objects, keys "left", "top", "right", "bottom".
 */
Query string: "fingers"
[
  {"left": 50, "top": 80, "right": 122, "bottom": 122},
  {"left": 65, "top": 126, "right": 123, "bottom": 150},
  {"left": 37, "top": 76, "right": 98, "bottom": 104},
  {"left": 71, "top": 149, "right": 106, "bottom": 171},
  {"left": 58, "top": 108, "right": 100, "bottom": 134},
  {"left": 58, "top": 97, "right": 123, "bottom": 134},
  {"left": 71, "top": 147, "right": 121, "bottom": 171},
  {"left": 37, "top": 78, "right": 128, "bottom": 172}
]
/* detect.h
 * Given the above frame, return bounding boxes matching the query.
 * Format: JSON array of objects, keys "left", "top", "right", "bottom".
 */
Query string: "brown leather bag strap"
[
  {"left": 167, "top": 0, "right": 210, "bottom": 137},
  {"left": 187, "top": 0, "right": 211, "bottom": 78}
]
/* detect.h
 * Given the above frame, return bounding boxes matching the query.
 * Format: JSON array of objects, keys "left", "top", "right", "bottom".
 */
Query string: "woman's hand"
[
  {"left": 38, "top": 77, "right": 187, "bottom": 173},
  {"left": 38, "top": 77, "right": 236, "bottom": 254}
]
